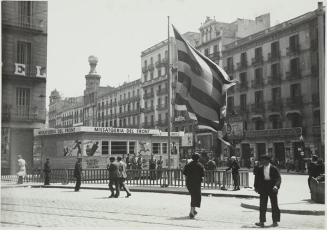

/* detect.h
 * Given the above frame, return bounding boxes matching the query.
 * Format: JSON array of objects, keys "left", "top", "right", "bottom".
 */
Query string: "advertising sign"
[
  {"left": 84, "top": 140, "right": 101, "bottom": 156},
  {"left": 226, "top": 116, "right": 244, "bottom": 139},
  {"left": 181, "top": 133, "right": 193, "bottom": 147}
]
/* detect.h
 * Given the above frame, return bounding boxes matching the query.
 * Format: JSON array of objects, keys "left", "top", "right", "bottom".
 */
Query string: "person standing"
[
  {"left": 17, "top": 155, "right": 26, "bottom": 184},
  {"left": 149, "top": 155, "right": 156, "bottom": 180},
  {"left": 183, "top": 153, "right": 205, "bottom": 219},
  {"left": 225, "top": 156, "right": 240, "bottom": 190},
  {"left": 254, "top": 155, "right": 281, "bottom": 227},
  {"left": 156, "top": 156, "right": 163, "bottom": 179},
  {"left": 206, "top": 158, "right": 217, "bottom": 184},
  {"left": 307, "top": 155, "right": 320, "bottom": 193},
  {"left": 107, "top": 157, "right": 120, "bottom": 198},
  {"left": 43, "top": 158, "right": 51, "bottom": 185},
  {"left": 74, "top": 157, "right": 82, "bottom": 192},
  {"left": 117, "top": 156, "right": 131, "bottom": 198}
]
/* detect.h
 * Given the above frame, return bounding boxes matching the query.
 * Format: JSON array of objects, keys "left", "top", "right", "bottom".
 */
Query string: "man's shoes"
[
  {"left": 255, "top": 222, "right": 264, "bottom": 227},
  {"left": 272, "top": 222, "right": 278, "bottom": 227},
  {"left": 194, "top": 210, "right": 198, "bottom": 215},
  {"left": 189, "top": 212, "right": 195, "bottom": 219},
  {"left": 108, "top": 195, "right": 115, "bottom": 198},
  {"left": 126, "top": 194, "right": 131, "bottom": 198}
]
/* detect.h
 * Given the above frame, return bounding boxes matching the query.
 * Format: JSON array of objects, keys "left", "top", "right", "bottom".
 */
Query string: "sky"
[{"left": 47, "top": 0, "right": 322, "bottom": 102}]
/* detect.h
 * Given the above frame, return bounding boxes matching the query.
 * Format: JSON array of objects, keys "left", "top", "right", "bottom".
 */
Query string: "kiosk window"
[
  {"left": 111, "top": 141, "right": 127, "bottom": 155},
  {"left": 152, "top": 143, "right": 160, "bottom": 154},
  {"left": 162, "top": 143, "right": 167, "bottom": 154},
  {"left": 129, "top": 141, "right": 136, "bottom": 154},
  {"left": 102, "top": 141, "right": 109, "bottom": 155}
]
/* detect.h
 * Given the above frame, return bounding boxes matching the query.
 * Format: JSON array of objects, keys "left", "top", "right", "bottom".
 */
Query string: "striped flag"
[{"left": 172, "top": 26, "right": 236, "bottom": 144}]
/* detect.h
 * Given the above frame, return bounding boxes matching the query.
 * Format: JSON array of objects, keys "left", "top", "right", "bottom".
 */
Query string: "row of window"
[
  {"left": 143, "top": 51, "right": 168, "bottom": 68},
  {"left": 227, "top": 83, "right": 302, "bottom": 108},
  {"left": 97, "top": 89, "right": 140, "bottom": 109},
  {"left": 225, "top": 34, "right": 303, "bottom": 71}
]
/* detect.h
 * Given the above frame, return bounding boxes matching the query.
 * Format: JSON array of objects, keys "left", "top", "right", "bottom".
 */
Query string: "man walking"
[
  {"left": 225, "top": 156, "right": 240, "bottom": 190},
  {"left": 183, "top": 153, "right": 204, "bottom": 219},
  {"left": 74, "top": 157, "right": 82, "bottom": 192},
  {"left": 307, "top": 155, "right": 320, "bottom": 193},
  {"left": 43, "top": 158, "right": 51, "bottom": 185},
  {"left": 254, "top": 155, "right": 281, "bottom": 227},
  {"left": 17, "top": 155, "right": 26, "bottom": 184},
  {"left": 117, "top": 156, "right": 131, "bottom": 198},
  {"left": 107, "top": 157, "right": 120, "bottom": 198}
]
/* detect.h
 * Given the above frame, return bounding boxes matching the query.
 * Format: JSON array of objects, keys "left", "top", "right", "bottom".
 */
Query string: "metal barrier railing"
[{"left": 1, "top": 169, "right": 249, "bottom": 189}]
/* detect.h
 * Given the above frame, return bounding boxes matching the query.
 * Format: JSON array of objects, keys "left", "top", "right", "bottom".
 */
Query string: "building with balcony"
[
  {"left": 140, "top": 32, "right": 200, "bottom": 132},
  {"left": 222, "top": 3, "right": 325, "bottom": 166},
  {"left": 96, "top": 79, "right": 141, "bottom": 129},
  {"left": 197, "top": 14, "right": 270, "bottom": 67},
  {"left": 1, "top": 1, "right": 48, "bottom": 174},
  {"left": 49, "top": 56, "right": 140, "bottom": 130}
]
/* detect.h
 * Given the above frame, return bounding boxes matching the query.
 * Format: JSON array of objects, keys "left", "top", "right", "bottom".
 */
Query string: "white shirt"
[{"left": 263, "top": 163, "right": 271, "bottom": 180}]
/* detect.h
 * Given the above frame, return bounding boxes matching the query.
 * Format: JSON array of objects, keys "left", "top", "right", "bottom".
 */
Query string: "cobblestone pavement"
[{"left": 1, "top": 187, "right": 324, "bottom": 229}]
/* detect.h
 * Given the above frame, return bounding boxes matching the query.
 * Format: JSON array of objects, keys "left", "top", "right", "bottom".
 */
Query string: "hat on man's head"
[
  {"left": 191, "top": 153, "right": 200, "bottom": 161},
  {"left": 109, "top": 156, "right": 115, "bottom": 161},
  {"left": 260, "top": 155, "right": 271, "bottom": 161},
  {"left": 312, "top": 155, "right": 318, "bottom": 161}
]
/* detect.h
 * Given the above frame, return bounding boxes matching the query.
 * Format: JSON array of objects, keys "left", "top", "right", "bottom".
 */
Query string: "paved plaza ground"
[{"left": 1, "top": 184, "right": 324, "bottom": 229}]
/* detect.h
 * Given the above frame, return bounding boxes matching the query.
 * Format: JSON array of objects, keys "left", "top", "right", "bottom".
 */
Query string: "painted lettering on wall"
[{"left": 14, "top": 63, "right": 47, "bottom": 78}]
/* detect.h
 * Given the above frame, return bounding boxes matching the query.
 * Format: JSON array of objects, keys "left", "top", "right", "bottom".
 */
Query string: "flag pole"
[{"left": 167, "top": 16, "right": 171, "bottom": 186}]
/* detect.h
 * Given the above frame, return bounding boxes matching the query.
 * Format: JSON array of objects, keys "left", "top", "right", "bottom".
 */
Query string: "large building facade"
[
  {"left": 222, "top": 3, "right": 325, "bottom": 166},
  {"left": 2, "top": 1, "right": 48, "bottom": 174}
]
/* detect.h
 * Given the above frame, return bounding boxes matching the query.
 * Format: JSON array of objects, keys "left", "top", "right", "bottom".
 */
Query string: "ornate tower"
[{"left": 85, "top": 55, "right": 101, "bottom": 93}]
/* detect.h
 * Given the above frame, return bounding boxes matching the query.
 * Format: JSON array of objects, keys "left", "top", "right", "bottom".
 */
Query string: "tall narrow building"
[{"left": 2, "top": 1, "right": 48, "bottom": 174}]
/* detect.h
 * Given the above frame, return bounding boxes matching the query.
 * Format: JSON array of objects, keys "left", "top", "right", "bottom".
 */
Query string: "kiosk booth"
[{"left": 33, "top": 127, "right": 182, "bottom": 169}]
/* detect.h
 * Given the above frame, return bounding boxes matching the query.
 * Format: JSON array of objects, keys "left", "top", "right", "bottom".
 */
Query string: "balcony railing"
[
  {"left": 251, "top": 78, "right": 265, "bottom": 88},
  {"left": 286, "top": 44, "right": 301, "bottom": 56},
  {"left": 251, "top": 56, "right": 264, "bottom": 66},
  {"left": 236, "top": 61, "right": 248, "bottom": 71},
  {"left": 251, "top": 103, "right": 265, "bottom": 114},
  {"left": 2, "top": 16, "right": 47, "bottom": 32},
  {"left": 2, "top": 105, "right": 46, "bottom": 122},
  {"left": 207, "top": 52, "right": 220, "bottom": 62},
  {"left": 155, "top": 57, "right": 168, "bottom": 68},
  {"left": 143, "top": 92, "right": 155, "bottom": 99},
  {"left": 157, "top": 88, "right": 168, "bottom": 96},
  {"left": 156, "top": 104, "right": 168, "bottom": 111},
  {"left": 267, "top": 52, "right": 280, "bottom": 62},
  {"left": 237, "top": 82, "right": 248, "bottom": 92},
  {"left": 286, "top": 96, "right": 303, "bottom": 109},
  {"left": 143, "top": 106, "right": 154, "bottom": 113},
  {"left": 156, "top": 119, "right": 168, "bottom": 126},
  {"left": 268, "top": 75, "right": 282, "bottom": 85},
  {"left": 234, "top": 105, "right": 249, "bottom": 114},
  {"left": 286, "top": 71, "right": 301, "bottom": 81},
  {"left": 267, "top": 100, "right": 283, "bottom": 112}
]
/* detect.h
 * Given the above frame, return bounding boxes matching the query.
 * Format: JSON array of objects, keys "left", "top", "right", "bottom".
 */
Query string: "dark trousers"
[
  {"left": 259, "top": 192, "right": 280, "bottom": 223},
  {"left": 232, "top": 173, "right": 240, "bottom": 188},
  {"left": 118, "top": 178, "right": 131, "bottom": 196},
  {"left": 308, "top": 176, "right": 312, "bottom": 192},
  {"left": 75, "top": 176, "right": 81, "bottom": 191},
  {"left": 109, "top": 178, "right": 120, "bottom": 197},
  {"left": 17, "top": 176, "right": 23, "bottom": 184},
  {"left": 44, "top": 173, "right": 50, "bottom": 185},
  {"left": 187, "top": 184, "right": 201, "bottom": 208}
]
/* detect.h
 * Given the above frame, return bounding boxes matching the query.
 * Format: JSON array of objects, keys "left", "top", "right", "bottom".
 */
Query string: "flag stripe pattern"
[{"left": 173, "top": 25, "right": 235, "bottom": 133}]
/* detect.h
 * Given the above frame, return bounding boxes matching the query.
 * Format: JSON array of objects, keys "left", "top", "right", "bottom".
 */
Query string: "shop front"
[
  {"left": 241, "top": 127, "right": 303, "bottom": 168},
  {"left": 33, "top": 127, "right": 182, "bottom": 169}
]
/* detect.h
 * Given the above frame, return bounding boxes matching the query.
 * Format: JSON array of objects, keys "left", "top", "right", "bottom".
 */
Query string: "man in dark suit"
[
  {"left": 308, "top": 155, "right": 320, "bottom": 193},
  {"left": 74, "top": 157, "right": 82, "bottom": 192},
  {"left": 254, "top": 155, "right": 281, "bottom": 227},
  {"left": 107, "top": 157, "right": 120, "bottom": 198},
  {"left": 225, "top": 156, "right": 240, "bottom": 190},
  {"left": 117, "top": 156, "right": 131, "bottom": 198},
  {"left": 183, "top": 153, "right": 205, "bottom": 219},
  {"left": 43, "top": 158, "right": 51, "bottom": 185}
]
